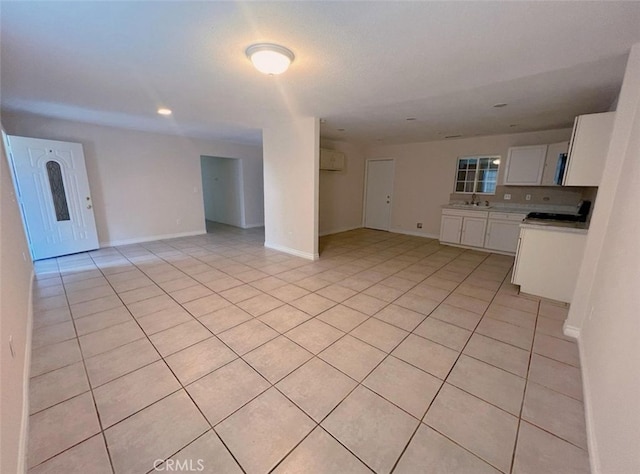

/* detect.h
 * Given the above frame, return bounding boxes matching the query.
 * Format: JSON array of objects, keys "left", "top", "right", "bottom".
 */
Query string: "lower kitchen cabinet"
[
  {"left": 512, "top": 226, "right": 587, "bottom": 303},
  {"left": 485, "top": 212, "right": 527, "bottom": 253},
  {"left": 439, "top": 209, "right": 489, "bottom": 247},
  {"left": 440, "top": 209, "right": 524, "bottom": 254},
  {"left": 440, "top": 214, "right": 463, "bottom": 244},
  {"left": 461, "top": 216, "right": 487, "bottom": 247}
]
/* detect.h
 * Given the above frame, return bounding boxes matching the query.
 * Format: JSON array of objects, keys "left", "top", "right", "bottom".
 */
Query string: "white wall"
[
  {"left": 263, "top": 117, "right": 319, "bottom": 259},
  {"left": 0, "top": 129, "right": 34, "bottom": 474},
  {"left": 240, "top": 156, "right": 264, "bottom": 228},
  {"left": 364, "top": 129, "right": 573, "bottom": 237},
  {"left": 2, "top": 112, "right": 263, "bottom": 246},
  {"left": 566, "top": 44, "right": 640, "bottom": 473},
  {"left": 319, "top": 139, "right": 366, "bottom": 236},
  {"left": 200, "top": 156, "right": 243, "bottom": 227}
]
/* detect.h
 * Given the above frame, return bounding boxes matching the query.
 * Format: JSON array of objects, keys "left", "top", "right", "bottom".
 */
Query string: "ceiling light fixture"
[
  {"left": 157, "top": 108, "right": 172, "bottom": 116},
  {"left": 246, "top": 43, "right": 295, "bottom": 75}
]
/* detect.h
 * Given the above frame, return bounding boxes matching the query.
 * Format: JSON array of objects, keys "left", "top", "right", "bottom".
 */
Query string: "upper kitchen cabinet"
[
  {"left": 563, "top": 112, "right": 615, "bottom": 186},
  {"left": 540, "top": 141, "right": 569, "bottom": 186},
  {"left": 503, "top": 145, "right": 548, "bottom": 185}
]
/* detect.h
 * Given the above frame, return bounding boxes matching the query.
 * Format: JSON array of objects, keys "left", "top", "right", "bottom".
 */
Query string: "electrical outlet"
[
  {"left": 525, "top": 194, "right": 532, "bottom": 201},
  {"left": 504, "top": 193, "right": 511, "bottom": 200},
  {"left": 416, "top": 223, "right": 423, "bottom": 229}
]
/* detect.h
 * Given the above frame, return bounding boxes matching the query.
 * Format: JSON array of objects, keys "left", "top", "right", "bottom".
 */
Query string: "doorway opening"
[{"left": 200, "top": 155, "right": 264, "bottom": 234}]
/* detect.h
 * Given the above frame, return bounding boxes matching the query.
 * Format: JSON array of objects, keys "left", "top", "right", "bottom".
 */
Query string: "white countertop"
[
  {"left": 442, "top": 203, "right": 581, "bottom": 214},
  {"left": 442, "top": 202, "right": 589, "bottom": 233},
  {"left": 520, "top": 221, "right": 588, "bottom": 234}
]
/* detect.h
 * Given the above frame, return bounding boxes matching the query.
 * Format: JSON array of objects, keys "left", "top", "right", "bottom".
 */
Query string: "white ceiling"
[{"left": 2, "top": 1, "right": 640, "bottom": 146}]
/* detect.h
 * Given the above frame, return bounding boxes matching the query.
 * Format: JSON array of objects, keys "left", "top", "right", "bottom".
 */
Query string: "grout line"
[{"left": 29, "top": 227, "right": 579, "bottom": 474}]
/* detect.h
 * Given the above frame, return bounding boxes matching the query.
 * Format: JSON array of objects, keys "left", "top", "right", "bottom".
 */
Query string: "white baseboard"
[
  {"left": 264, "top": 242, "right": 319, "bottom": 261},
  {"left": 100, "top": 229, "right": 206, "bottom": 248},
  {"left": 18, "top": 271, "right": 34, "bottom": 474},
  {"left": 319, "top": 225, "right": 362, "bottom": 237},
  {"left": 389, "top": 227, "right": 440, "bottom": 239},
  {"left": 572, "top": 332, "right": 600, "bottom": 474}
]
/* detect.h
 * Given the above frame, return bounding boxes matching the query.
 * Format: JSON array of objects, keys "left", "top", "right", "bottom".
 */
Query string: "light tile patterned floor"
[{"left": 27, "top": 223, "right": 590, "bottom": 473}]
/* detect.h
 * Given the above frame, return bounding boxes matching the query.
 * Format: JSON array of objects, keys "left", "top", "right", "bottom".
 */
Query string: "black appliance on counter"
[{"left": 526, "top": 200, "right": 592, "bottom": 223}]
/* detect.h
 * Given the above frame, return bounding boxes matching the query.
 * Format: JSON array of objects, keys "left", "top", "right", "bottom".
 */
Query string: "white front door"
[
  {"left": 364, "top": 159, "right": 395, "bottom": 231},
  {"left": 7, "top": 135, "right": 99, "bottom": 260}
]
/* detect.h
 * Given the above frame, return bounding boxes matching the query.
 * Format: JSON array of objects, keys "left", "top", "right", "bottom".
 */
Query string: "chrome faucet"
[{"left": 470, "top": 193, "right": 478, "bottom": 205}]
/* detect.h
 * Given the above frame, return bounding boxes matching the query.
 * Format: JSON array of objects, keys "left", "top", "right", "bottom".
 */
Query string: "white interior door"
[
  {"left": 364, "top": 159, "right": 395, "bottom": 231},
  {"left": 7, "top": 135, "right": 99, "bottom": 260}
]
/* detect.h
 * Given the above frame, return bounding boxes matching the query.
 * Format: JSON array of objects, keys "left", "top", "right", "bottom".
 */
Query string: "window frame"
[{"left": 453, "top": 155, "right": 500, "bottom": 195}]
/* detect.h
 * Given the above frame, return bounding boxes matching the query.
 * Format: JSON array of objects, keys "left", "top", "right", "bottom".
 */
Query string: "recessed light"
[
  {"left": 493, "top": 103, "right": 508, "bottom": 108},
  {"left": 157, "top": 108, "right": 172, "bottom": 116}
]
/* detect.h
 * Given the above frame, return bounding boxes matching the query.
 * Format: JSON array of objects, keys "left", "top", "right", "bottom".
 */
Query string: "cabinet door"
[
  {"left": 461, "top": 216, "right": 486, "bottom": 247},
  {"left": 504, "top": 145, "right": 548, "bottom": 185},
  {"left": 485, "top": 220, "right": 521, "bottom": 253},
  {"left": 512, "top": 227, "right": 586, "bottom": 303},
  {"left": 564, "top": 112, "right": 615, "bottom": 186},
  {"left": 440, "top": 214, "right": 462, "bottom": 244},
  {"left": 540, "top": 141, "right": 569, "bottom": 186}
]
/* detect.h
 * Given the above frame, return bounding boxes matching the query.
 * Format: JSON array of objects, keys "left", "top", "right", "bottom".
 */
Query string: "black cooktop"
[{"left": 526, "top": 212, "right": 586, "bottom": 222}]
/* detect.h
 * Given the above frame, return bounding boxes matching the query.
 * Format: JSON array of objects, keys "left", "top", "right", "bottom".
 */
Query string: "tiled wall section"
[{"left": 451, "top": 185, "right": 597, "bottom": 207}]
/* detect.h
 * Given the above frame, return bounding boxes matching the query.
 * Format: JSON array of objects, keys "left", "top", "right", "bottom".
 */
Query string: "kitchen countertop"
[
  {"left": 520, "top": 220, "right": 588, "bottom": 234},
  {"left": 441, "top": 204, "right": 526, "bottom": 213},
  {"left": 441, "top": 204, "right": 579, "bottom": 215},
  {"left": 441, "top": 202, "right": 589, "bottom": 233}
]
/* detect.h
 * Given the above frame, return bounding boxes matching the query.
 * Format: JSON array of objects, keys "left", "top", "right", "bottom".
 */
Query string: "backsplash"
[{"left": 450, "top": 185, "right": 597, "bottom": 206}]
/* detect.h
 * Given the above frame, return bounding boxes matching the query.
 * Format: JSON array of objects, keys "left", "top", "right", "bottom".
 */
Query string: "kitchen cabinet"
[
  {"left": 564, "top": 112, "right": 615, "bottom": 186},
  {"left": 440, "top": 214, "right": 463, "bottom": 244},
  {"left": 540, "top": 141, "right": 569, "bottom": 186},
  {"left": 461, "top": 216, "right": 487, "bottom": 247},
  {"left": 512, "top": 225, "right": 587, "bottom": 303},
  {"left": 485, "top": 212, "right": 527, "bottom": 253},
  {"left": 503, "top": 145, "right": 548, "bottom": 185},
  {"left": 439, "top": 209, "right": 488, "bottom": 247}
]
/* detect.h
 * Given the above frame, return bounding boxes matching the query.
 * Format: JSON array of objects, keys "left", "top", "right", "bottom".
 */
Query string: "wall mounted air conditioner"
[{"left": 320, "top": 148, "right": 346, "bottom": 171}]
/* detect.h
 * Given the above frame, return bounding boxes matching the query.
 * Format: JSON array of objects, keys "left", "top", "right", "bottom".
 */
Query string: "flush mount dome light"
[
  {"left": 157, "top": 108, "right": 172, "bottom": 116},
  {"left": 246, "top": 43, "right": 294, "bottom": 75}
]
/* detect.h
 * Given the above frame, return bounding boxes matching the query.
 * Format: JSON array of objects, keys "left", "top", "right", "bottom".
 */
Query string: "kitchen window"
[{"left": 455, "top": 155, "right": 500, "bottom": 194}]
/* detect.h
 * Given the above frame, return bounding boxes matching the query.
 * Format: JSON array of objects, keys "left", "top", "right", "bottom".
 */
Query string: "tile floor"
[{"left": 27, "top": 223, "right": 590, "bottom": 473}]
